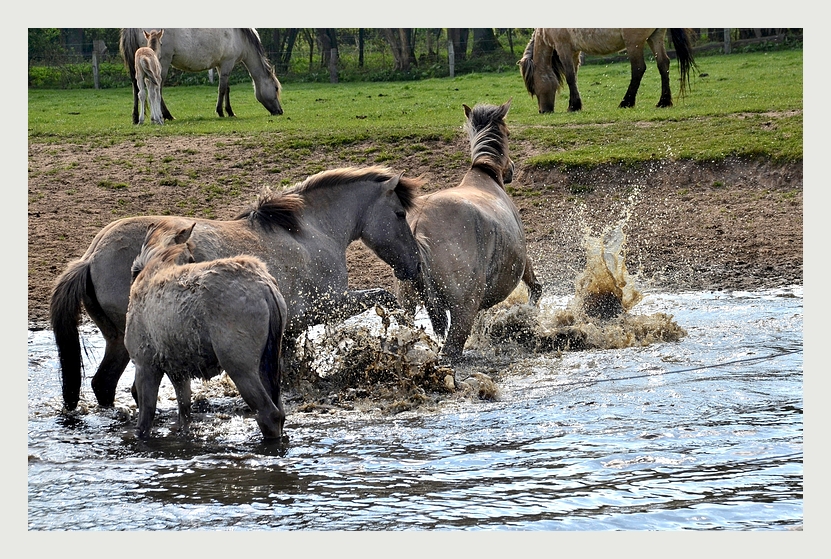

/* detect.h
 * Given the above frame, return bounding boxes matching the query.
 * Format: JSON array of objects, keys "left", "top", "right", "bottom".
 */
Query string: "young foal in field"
[
  {"left": 134, "top": 29, "right": 164, "bottom": 125},
  {"left": 125, "top": 222, "right": 288, "bottom": 441}
]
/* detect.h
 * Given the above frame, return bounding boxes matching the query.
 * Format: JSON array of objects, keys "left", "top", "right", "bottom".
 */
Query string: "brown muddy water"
[{"left": 27, "top": 217, "right": 803, "bottom": 530}]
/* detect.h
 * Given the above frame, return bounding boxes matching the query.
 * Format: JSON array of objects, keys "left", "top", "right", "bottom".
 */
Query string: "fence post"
[
  {"left": 92, "top": 40, "right": 107, "bottom": 89},
  {"left": 724, "top": 28, "right": 732, "bottom": 54},
  {"left": 329, "top": 48, "right": 338, "bottom": 83},
  {"left": 448, "top": 38, "right": 455, "bottom": 78}
]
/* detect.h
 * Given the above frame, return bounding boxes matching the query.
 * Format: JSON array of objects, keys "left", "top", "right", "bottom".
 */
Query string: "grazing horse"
[
  {"left": 134, "top": 29, "right": 164, "bottom": 125},
  {"left": 119, "top": 28, "right": 283, "bottom": 123},
  {"left": 51, "top": 166, "right": 422, "bottom": 411},
  {"left": 519, "top": 28, "right": 697, "bottom": 113},
  {"left": 398, "top": 100, "right": 543, "bottom": 364},
  {"left": 126, "top": 222, "right": 288, "bottom": 440}
]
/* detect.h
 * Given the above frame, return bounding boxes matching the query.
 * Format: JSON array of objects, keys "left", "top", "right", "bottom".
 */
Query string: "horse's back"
[
  {"left": 163, "top": 28, "right": 242, "bottom": 71},
  {"left": 411, "top": 181, "right": 527, "bottom": 297},
  {"left": 128, "top": 256, "right": 280, "bottom": 376},
  {"left": 543, "top": 28, "right": 659, "bottom": 55}
]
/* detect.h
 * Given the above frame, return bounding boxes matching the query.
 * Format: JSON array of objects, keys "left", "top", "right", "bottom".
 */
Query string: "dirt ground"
[{"left": 27, "top": 134, "right": 803, "bottom": 331}]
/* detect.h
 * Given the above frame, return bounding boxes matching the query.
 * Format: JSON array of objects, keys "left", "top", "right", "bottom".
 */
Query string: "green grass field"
[{"left": 27, "top": 49, "right": 802, "bottom": 167}]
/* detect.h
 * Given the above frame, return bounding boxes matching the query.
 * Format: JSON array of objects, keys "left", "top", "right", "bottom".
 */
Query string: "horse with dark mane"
[
  {"left": 398, "top": 100, "right": 542, "bottom": 366},
  {"left": 119, "top": 28, "right": 283, "bottom": 123},
  {"left": 126, "top": 221, "right": 288, "bottom": 441},
  {"left": 519, "top": 28, "right": 697, "bottom": 113},
  {"left": 51, "top": 166, "right": 422, "bottom": 411}
]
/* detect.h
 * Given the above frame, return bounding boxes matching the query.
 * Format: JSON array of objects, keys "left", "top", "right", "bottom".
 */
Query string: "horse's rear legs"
[
  {"left": 523, "top": 259, "right": 543, "bottom": 306},
  {"left": 229, "top": 370, "right": 285, "bottom": 441},
  {"left": 90, "top": 337, "right": 131, "bottom": 408},
  {"left": 134, "top": 364, "right": 163, "bottom": 440}
]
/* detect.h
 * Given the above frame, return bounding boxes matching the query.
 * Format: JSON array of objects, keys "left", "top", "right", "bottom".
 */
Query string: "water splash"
[{"left": 470, "top": 189, "right": 686, "bottom": 353}]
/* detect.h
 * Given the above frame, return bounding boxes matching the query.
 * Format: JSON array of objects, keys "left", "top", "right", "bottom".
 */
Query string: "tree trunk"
[
  {"left": 471, "top": 28, "right": 500, "bottom": 56},
  {"left": 382, "top": 28, "right": 416, "bottom": 71},
  {"left": 317, "top": 29, "right": 338, "bottom": 68},
  {"left": 448, "top": 28, "right": 469, "bottom": 61},
  {"left": 271, "top": 29, "right": 299, "bottom": 74}
]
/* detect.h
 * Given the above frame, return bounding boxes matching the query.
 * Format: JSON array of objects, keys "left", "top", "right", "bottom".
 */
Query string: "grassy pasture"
[{"left": 28, "top": 49, "right": 802, "bottom": 167}]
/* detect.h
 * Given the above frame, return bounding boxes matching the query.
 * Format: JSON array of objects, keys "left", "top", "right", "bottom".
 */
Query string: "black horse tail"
[
  {"left": 260, "top": 281, "right": 287, "bottom": 405},
  {"left": 669, "top": 28, "right": 699, "bottom": 97},
  {"left": 119, "top": 29, "right": 143, "bottom": 124},
  {"left": 49, "top": 259, "right": 92, "bottom": 411},
  {"left": 518, "top": 35, "right": 536, "bottom": 97}
]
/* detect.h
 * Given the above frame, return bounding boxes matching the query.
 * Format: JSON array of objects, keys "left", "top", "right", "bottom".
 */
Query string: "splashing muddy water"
[
  {"left": 285, "top": 194, "right": 685, "bottom": 411},
  {"left": 471, "top": 193, "right": 685, "bottom": 359}
]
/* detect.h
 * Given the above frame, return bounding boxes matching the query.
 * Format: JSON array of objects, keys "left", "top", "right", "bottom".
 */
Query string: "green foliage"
[{"left": 28, "top": 49, "right": 803, "bottom": 168}]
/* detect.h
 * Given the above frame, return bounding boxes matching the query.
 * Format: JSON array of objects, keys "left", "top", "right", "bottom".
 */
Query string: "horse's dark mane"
[
  {"left": 519, "top": 36, "right": 537, "bottom": 96},
  {"left": 240, "top": 28, "right": 279, "bottom": 83},
  {"left": 236, "top": 166, "right": 422, "bottom": 232},
  {"left": 465, "top": 104, "right": 511, "bottom": 181},
  {"left": 234, "top": 191, "right": 304, "bottom": 233},
  {"left": 131, "top": 242, "right": 192, "bottom": 281},
  {"left": 519, "top": 31, "right": 565, "bottom": 97},
  {"left": 288, "top": 166, "right": 421, "bottom": 211}
]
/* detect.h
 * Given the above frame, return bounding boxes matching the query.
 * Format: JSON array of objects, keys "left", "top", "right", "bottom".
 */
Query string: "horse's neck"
[
  {"left": 464, "top": 165, "right": 504, "bottom": 190},
  {"left": 239, "top": 39, "right": 268, "bottom": 79},
  {"left": 300, "top": 185, "right": 367, "bottom": 246}
]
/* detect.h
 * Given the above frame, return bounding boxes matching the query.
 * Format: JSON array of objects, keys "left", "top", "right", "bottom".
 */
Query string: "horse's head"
[
  {"left": 254, "top": 71, "right": 283, "bottom": 116},
  {"left": 359, "top": 174, "right": 422, "bottom": 282},
  {"left": 519, "top": 31, "right": 561, "bottom": 114},
  {"left": 464, "top": 99, "right": 515, "bottom": 185},
  {"left": 131, "top": 222, "right": 196, "bottom": 283},
  {"left": 143, "top": 29, "right": 164, "bottom": 53}
]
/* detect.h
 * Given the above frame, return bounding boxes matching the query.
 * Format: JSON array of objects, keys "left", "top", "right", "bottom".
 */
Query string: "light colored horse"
[
  {"left": 119, "top": 28, "right": 283, "bottom": 123},
  {"left": 126, "top": 222, "right": 288, "bottom": 440},
  {"left": 51, "top": 166, "right": 422, "bottom": 411},
  {"left": 398, "top": 100, "right": 542, "bottom": 364},
  {"left": 519, "top": 28, "right": 697, "bottom": 113},
  {"left": 134, "top": 29, "right": 164, "bottom": 125}
]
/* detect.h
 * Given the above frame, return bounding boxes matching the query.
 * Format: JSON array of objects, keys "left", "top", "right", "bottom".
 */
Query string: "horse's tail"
[
  {"left": 49, "top": 259, "right": 92, "bottom": 411},
  {"left": 669, "top": 28, "right": 699, "bottom": 97},
  {"left": 120, "top": 29, "right": 143, "bottom": 124},
  {"left": 137, "top": 56, "right": 162, "bottom": 87},
  {"left": 119, "top": 29, "right": 141, "bottom": 82},
  {"left": 260, "top": 280, "right": 287, "bottom": 405}
]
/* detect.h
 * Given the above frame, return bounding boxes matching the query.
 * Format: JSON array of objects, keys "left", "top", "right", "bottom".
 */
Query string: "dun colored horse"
[
  {"left": 519, "top": 28, "right": 697, "bottom": 113},
  {"left": 52, "top": 166, "right": 422, "bottom": 411},
  {"left": 134, "top": 29, "right": 164, "bottom": 125},
  {"left": 119, "top": 28, "right": 283, "bottom": 123},
  {"left": 398, "top": 100, "right": 542, "bottom": 364},
  {"left": 126, "top": 222, "right": 288, "bottom": 440}
]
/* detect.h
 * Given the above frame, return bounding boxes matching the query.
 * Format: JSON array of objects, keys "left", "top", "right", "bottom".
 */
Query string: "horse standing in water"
[
  {"left": 126, "top": 222, "right": 288, "bottom": 441},
  {"left": 51, "top": 166, "right": 422, "bottom": 411},
  {"left": 119, "top": 28, "right": 283, "bottom": 123},
  {"left": 398, "top": 100, "right": 542, "bottom": 365},
  {"left": 519, "top": 28, "right": 697, "bottom": 113},
  {"left": 134, "top": 29, "right": 164, "bottom": 125}
]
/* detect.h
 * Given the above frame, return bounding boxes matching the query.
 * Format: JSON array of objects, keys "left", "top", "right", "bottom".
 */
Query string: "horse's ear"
[
  {"left": 463, "top": 104, "right": 472, "bottom": 118},
  {"left": 380, "top": 173, "right": 402, "bottom": 194},
  {"left": 503, "top": 98, "right": 513, "bottom": 114},
  {"left": 143, "top": 30, "right": 151, "bottom": 41},
  {"left": 174, "top": 223, "right": 196, "bottom": 245}
]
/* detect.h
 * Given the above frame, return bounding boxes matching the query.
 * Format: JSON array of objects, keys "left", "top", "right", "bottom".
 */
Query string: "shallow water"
[{"left": 28, "top": 286, "right": 802, "bottom": 530}]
